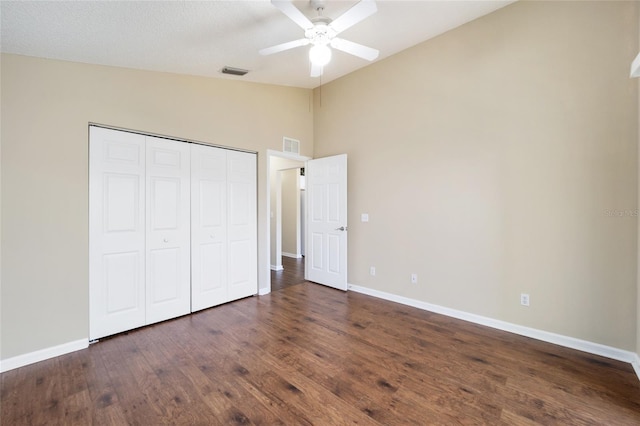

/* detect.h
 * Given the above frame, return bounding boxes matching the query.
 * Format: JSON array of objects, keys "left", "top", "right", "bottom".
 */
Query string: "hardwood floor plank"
[
  {"left": 150, "top": 319, "right": 292, "bottom": 425},
  {"left": 271, "top": 256, "right": 305, "bottom": 292},
  {"left": 208, "top": 310, "right": 383, "bottom": 424},
  {"left": 5, "top": 358, "right": 66, "bottom": 425},
  {"left": 99, "top": 335, "right": 167, "bottom": 425},
  {"left": 60, "top": 388, "right": 92, "bottom": 426},
  {"left": 2, "top": 282, "right": 639, "bottom": 425},
  {"left": 235, "top": 299, "right": 409, "bottom": 414},
  {"left": 130, "top": 332, "right": 217, "bottom": 424}
]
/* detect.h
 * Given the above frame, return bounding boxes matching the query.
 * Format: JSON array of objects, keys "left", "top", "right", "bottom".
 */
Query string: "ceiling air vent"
[
  {"left": 221, "top": 66, "right": 249, "bottom": 76},
  {"left": 283, "top": 137, "right": 300, "bottom": 155}
]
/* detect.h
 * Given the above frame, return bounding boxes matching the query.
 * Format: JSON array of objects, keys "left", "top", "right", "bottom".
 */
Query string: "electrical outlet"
[
  {"left": 370, "top": 266, "right": 376, "bottom": 276},
  {"left": 520, "top": 293, "right": 530, "bottom": 306},
  {"left": 411, "top": 273, "right": 418, "bottom": 284}
]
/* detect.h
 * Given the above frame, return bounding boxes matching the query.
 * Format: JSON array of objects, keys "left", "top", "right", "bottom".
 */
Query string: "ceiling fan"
[{"left": 260, "top": 0, "right": 379, "bottom": 77}]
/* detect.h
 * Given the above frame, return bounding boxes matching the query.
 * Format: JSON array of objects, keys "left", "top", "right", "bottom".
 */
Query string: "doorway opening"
[{"left": 267, "top": 151, "right": 309, "bottom": 293}]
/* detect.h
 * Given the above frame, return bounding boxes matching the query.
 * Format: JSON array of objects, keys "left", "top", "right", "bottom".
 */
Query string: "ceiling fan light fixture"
[
  {"left": 309, "top": 44, "right": 332, "bottom": 67},
  {"left": 262, "top": 0, "right": 379, "bottom": 77}
]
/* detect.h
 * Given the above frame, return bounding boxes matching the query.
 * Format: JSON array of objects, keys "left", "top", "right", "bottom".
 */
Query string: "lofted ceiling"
[{"left": 0, "top": 0, "right": 514, "bottom": 89}]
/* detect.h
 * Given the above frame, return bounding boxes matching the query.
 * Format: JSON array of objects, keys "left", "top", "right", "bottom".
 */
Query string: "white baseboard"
[
  {"left": 258, "top": 287, "right": 271, "bottom": 296},
  {"left": 632, "top": 354, "right": 640, "bottom": 381},
  {"left": 282, "top": 252, "right": 302, "bottom": 259},
  {"left": 348, "top": 283, "right": 639, "bottom": 379},
  {"left": 0, "top": 338, "right": 89, "bottom": 373},
  {"left": 270, "top": 264, "right": 283, "bottom": 271},
  {"left": 3, "top": 293, "right": 638, "bottom": 383}
]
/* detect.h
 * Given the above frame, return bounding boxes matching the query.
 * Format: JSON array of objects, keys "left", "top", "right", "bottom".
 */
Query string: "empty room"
[{"left": 2, "top": 0, "right": 640, "bottom": 424}]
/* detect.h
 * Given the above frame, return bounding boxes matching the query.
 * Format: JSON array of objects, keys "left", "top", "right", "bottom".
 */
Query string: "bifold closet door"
[
  {"left": 191, "top": 147, "right": 257, "bottom": 310},
  {"left": 89, "top": 127, "right": 146, "bottom": 340},
  {"left": 145, "top": 137, "right": 191, "bottom": 324},
  {"left": 91, "top": 127, "right": 256, "bottom": 338},
  {"left": 191, "top": 144, "right": 228, "bottom": 311},
  {"left": 227, "top": 150, "right": 257, "bottom": 301}
]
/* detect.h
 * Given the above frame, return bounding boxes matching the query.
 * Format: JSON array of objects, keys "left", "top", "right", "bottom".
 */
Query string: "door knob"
[
  {"left": 335, "top": 226, "right": 348, "bottom": 231},
  {"left": 210, "top": 234, "right": 215, "bottom": 239},
  {"left": 163, "top": 238, "right": 169, "bottom": 243}
]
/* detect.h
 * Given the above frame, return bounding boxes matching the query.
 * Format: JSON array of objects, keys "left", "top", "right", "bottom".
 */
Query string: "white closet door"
[
  {"left": 191, "top": 145, "right": 228, "bottom": 311},
  {"left": 89, "top": 127, "right": 146, "bottom": 340},
  {"left": 227, "top": 151, "right": 257, "bottom": 300},
  {"left": 145, "top": 136, "right": 191, "bottom": 324}
]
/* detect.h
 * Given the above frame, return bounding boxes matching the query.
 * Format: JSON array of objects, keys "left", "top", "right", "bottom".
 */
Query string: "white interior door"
[
  {"left": 191, "top": 144, "right": 228, "bottom": 311},
  {"left": 89, "top": 127, "right": 146, "bottom": 340},
  {"left": 227, "top": 150, "right": 258, "bottom": 300},
  {"left": 145, "top": 136, "right": 191, "bottom": 324},
  {"left": 305, "top": 154, "right": 348, "bottom": 291}
]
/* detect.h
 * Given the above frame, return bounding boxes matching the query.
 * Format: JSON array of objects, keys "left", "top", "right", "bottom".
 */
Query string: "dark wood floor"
[
  {"left": 271, "top": 256, "right": 305, "bottom": 292},
  {"left": 2, "top": 282, "right": 640, "bottom": 425}
]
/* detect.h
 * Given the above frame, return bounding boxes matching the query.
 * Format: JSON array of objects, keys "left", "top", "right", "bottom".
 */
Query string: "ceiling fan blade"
[
  {"left": 259, "top": 38, "right": 310, "bottom": 56},
  {"left": 330, "top": 38, "right": 379, "bottom": 61},
  {"left": 329, "top": 0, "right": 377, "bottom": 35},
  {"left": 310, "top": 62, "right": 323, "bottom": 77},
  {"left": 272, "top": 0, "right": 314, "bottom": 30}
]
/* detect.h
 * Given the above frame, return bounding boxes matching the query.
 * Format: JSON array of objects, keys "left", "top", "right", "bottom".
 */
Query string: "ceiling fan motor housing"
[{"left": 306, "top": 21, "right": 335, "bottom": 46}]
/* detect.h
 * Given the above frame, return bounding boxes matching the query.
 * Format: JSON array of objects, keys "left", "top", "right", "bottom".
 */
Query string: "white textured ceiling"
[{"left": 1, "top": 0, "right": 514, "bottom": 89}]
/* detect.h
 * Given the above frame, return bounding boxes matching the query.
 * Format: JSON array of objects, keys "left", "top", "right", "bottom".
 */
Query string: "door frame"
[{"left": 264, "top": 150, "right": 310, "bottom": 295}]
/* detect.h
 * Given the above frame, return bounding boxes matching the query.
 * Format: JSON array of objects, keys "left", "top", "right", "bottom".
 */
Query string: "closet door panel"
[
  {"left": 191, "top": 145, "right": 228, "bottom": 311},
  {"left": 89, "top": 127, "right": 146, "bottom": 340},
  {"left": 227, "top": 151, "right": 257, "bottom": 300},
  {"left": 146, "top": 137, "right": 191, "bottom": 325},
  {"left": 91, "top": 127, "right": 259, "bottom": 337}
]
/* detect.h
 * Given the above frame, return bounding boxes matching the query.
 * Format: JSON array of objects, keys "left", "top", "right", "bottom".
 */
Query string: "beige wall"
[
  {"left": 314, "top": 1, "right": 639, "bottom": 350},
  {"left": 0, "top": 54, "right": 313, "bottom": 359},
  {"left": 281, "top": 168, "right": 300, "bottom": 256}
]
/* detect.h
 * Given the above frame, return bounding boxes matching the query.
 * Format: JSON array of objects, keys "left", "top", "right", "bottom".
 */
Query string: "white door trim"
[{"left": 264, "top": 150, "right": 310, "bottom": 295}]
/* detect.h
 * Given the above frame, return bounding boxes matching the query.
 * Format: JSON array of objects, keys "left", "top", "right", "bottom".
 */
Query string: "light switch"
[{"left": 361, "top": 213, "right": 369, "bottom": 222}]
